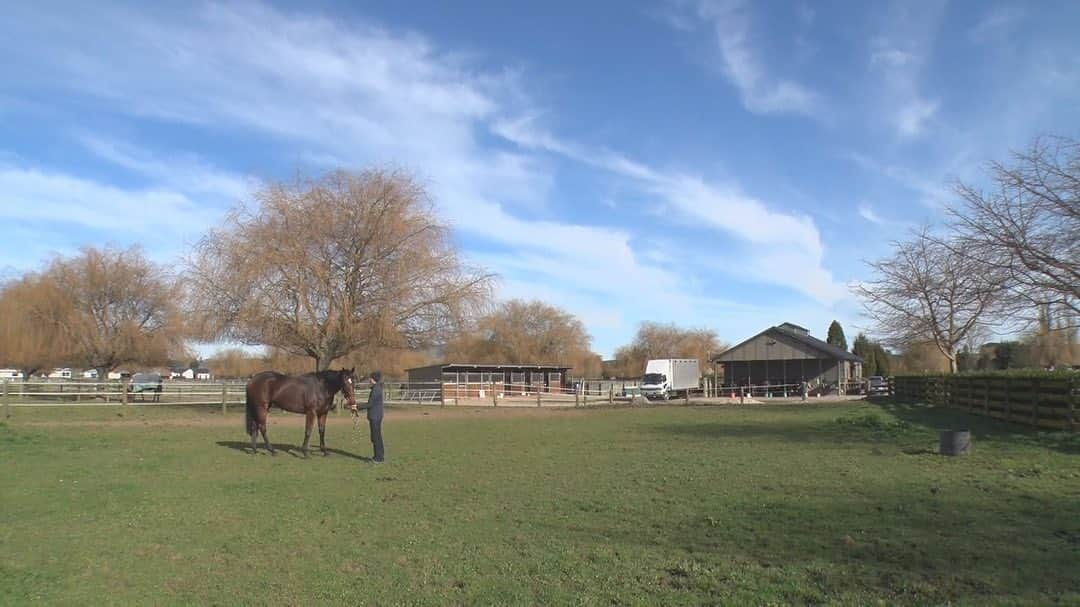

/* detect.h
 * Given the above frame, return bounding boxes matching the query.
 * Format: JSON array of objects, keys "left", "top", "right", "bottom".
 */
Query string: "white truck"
[{"left": 640, "top": 359, "right": 700, "bottom": 400}]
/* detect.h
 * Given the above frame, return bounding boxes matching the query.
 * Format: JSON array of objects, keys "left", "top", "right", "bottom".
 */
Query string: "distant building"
[
  {"left": 48, "top": 368, "right": 73, "bottom": 379},
  {"left": 81, "top": 369, "right": 99, "bottom": 379},
  {"left": 0, "top": 369, "right": 22, "bottom": 380},
  {"left": 406, "top": 363, "right": 571, "bottom": 394},
  {"left": 195, "top": 368, "right": 212, "bottom": 380},
  {"left": 712, "top": 322, "right": 863, "bottom": 389}
]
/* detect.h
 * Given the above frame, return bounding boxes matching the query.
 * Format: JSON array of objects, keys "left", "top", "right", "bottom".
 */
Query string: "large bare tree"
[
  {"left": 41, "top": 246, "right": 187, "bottom": 379},
  {"left": 608, "top": 322, "right": 725, "bottom": 378},
  {"left": 853, "top": 230, "right": 1007, "bottom": 373},
  {"left": 188, "top": 169, "right": 492, "bottom": 371},
  {"left": 0, "top": 273, "right": 69, "bottom": 378},
  {"left": 443, "top": 299, "right": 602, "bottom": 376},
  {"left": 949, "top": 136, "right": 1080, "bottom": 327}
]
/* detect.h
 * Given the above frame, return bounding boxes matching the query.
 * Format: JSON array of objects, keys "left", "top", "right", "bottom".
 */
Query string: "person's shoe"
[{"left": 370, "top": 459, "right": 384, "bottom": 464}]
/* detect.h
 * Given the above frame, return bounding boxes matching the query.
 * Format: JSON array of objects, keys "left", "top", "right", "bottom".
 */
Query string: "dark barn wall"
[{"left": 722, "top": 359, "right": 839, "bottom": 387}]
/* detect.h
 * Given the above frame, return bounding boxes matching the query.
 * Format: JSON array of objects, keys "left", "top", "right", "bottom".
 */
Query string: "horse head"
[{"left": 340, "top": 367, "right": 357, "bottom": 409}]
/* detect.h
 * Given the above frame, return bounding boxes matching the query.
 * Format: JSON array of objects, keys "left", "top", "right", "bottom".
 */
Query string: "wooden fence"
[{"left": 892, "top": 375, "right": 1078, "bottom": 431}]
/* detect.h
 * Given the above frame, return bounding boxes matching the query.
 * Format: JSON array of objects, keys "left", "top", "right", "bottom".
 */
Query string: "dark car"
[{"left": 866, "top": 376, "right": 889, "bottom": 396}]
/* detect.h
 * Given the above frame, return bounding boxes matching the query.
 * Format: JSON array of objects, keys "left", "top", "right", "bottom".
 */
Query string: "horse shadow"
[{"left": 215, "top": 441, "right": 370, "bottom": 461}]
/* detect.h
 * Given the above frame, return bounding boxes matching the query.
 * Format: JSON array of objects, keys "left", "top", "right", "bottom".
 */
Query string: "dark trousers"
[{"left": 368, "top": 418, "right": 384, "bottom": 462}]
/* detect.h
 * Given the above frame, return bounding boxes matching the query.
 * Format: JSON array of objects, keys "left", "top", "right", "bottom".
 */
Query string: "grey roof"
[
  {"left": 407, "top": 362, "right": 571, "bottom": 372},
  {"left": 772, "top": 324, "right": 863, "bottom": 362},
  {"left": 713, "top": 322, "right": 864, "bottom": 363}
]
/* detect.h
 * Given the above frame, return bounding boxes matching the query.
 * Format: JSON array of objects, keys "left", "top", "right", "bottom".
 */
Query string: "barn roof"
[{"left": 712, "top": 323, "right": 864, "bottom": 363}]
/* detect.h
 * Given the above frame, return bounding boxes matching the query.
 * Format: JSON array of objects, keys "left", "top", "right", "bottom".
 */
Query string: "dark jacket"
[{"left": 366, "top": 382, "right": 384, "bottom": 421}]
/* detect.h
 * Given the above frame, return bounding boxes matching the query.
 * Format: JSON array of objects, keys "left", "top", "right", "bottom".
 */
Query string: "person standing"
[{"left": 352, "top": 371, "right": 384, "bottom": 463}]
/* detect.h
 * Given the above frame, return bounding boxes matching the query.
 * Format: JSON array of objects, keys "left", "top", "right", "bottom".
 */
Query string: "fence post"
[
  {"left": 537, "top": 389, "right": 541, "bottom": 408},
  {"left": 983, "top": 378, "right": 989, "bottom": 416},
  {"left": 3, "top": 380, "right": 9, "bottom": 420},
  {"left": 575, "top": 385, "right": 580, "bottom": 408},
  {"left": 121, "top": 379, "right": 129, "bottom": 407},
  {"left": 221, "top": 384, "right": 228, "bottom": 415},
  {"left": 1068, "top": 376, "right": 1076, "bottom": 432},
  {"left": 492, "top": 382, "right": 498, "bottom": 407},
  {"left": 609, "top": 384, "right": 613, "bottom": 406},
  {"left": 440, "top": 382, "right": 445, "bottom": 408},
  {"left": 1004, "top": 378, "right": 1011, "bottom": 422},
  {"left": 1032, "top": 378, "right": 1040, "bottom": 428},
  {"left": 685, "top": 389, "right": 690, "bottom": 406}
]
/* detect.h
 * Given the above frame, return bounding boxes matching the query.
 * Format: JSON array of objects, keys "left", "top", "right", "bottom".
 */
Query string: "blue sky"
[{"left": 2, "top": 1, "right": 1078, "bottom": 358}]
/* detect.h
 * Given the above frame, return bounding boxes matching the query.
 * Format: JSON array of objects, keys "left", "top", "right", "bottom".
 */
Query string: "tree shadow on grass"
[
  {"left": 876, "top": 400, "right": 1080, "bottom": 456},
  {"left": 215, "top": 440, "right": 369, "bottom": 460},
  {"left": 535, "top": 487, "right": 1080, "bottom": 605},
  {"left": 647, "top": 401, "right": 1080, "bottom": 455}
]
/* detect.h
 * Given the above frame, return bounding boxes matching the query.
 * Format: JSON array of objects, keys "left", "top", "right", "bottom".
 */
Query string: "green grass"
[{"left": 2, "top": 401, "right": 1078, "bottom": 606}]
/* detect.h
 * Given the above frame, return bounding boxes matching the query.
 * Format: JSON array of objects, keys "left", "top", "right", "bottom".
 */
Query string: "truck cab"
[
  {"left": 640, "top": 358, "right": 700, "bottom": 400},
  {"left": 641, "top": 370, "right": 670, "bottom": 400}
]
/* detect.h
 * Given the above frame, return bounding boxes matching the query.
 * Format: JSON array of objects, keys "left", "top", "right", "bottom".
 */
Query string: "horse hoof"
[{"left": 322, "top": 451, "right": 329, "bottom": 457}]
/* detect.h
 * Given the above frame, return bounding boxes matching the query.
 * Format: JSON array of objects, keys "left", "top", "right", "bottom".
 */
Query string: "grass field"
[{"left": 2, "top": 401, "right": 1078, "bottom": 606}]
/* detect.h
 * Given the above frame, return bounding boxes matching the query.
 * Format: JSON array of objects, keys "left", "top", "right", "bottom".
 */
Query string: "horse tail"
[{"left": 245, "top": 391, "right": 255, "bottom": 434}]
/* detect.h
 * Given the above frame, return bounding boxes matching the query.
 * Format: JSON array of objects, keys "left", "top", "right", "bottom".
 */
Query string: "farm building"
[
  {"left": 406, "top": 363, "right": 571, "bottom": 394},
  {"left": 712, "top": 322, "right": 863, "bottom": 389}
]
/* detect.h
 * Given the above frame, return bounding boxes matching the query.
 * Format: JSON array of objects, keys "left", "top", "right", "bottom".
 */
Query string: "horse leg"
[
  {"left": 260, "top": 422, "right": 275, "bottom": 455},
  {"left": 250, "top": 426, "right": 259, "bottom": 454},
  {"left": 317, "top": 412, "right": 328, "bottom": 456},
  {"left": 301, "top": 410, "right": 315, "bottom": 458},
  {"left": 258, "top": 407, "right": 275, "bottom": 455}
]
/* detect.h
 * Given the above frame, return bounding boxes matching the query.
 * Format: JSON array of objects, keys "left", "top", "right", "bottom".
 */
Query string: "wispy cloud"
[
  {"left": 76, "top": 134, "right": 253, "bottom": 202},
  {"left": 969, "top": 5, "right": 1026, "bottom": 43},
  {"left": 495, "top": 116, "right": 845, "bottom": 304},
  {"left": 867, "top": 1, "right": 946, "bottom": 138},
  {"left": 857, "top": 203, "right": 884, "bottom": 225},
  {"left": 843, "top": 150, "right": 952, "bottom": 207},
  {"left": 669, "top": 0, "right": 821, "bottom": 117},
  {"left": 0, "top": 165, "right": 210, "bottom": 240}
]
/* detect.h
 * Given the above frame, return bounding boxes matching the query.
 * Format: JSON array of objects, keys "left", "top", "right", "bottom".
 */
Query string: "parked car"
[{"left": 866, "top": 376, "right": 889, "bottom": 396}]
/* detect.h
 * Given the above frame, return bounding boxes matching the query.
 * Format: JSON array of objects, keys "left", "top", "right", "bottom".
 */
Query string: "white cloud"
[
  {"left": 866, "top": 2, "right": 946, "bottom": 138},
  {"left": 844, "top": 150, "right": 952, "bottom": 207},
  {"left": 969, "top": 6, "right": 1026, "bottom": 43},
  {"left": 494, "top": 117, "right": 845, "bottom": 304},
  {"left": 76, "top": 134, "right": 253, "bottom": 202},
  {"left": 675, "top": 0, "right": 821, "bottom": 116},
  {"left": 857, "top": 203, "right": 884, "bottom": 225}
]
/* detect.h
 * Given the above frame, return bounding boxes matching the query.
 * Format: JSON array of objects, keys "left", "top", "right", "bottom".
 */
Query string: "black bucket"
[{"left": 939, "top": 430, "right": 971, "bottom": 456}]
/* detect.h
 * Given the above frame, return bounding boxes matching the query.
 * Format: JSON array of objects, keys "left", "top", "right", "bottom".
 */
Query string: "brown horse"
[{"left": 245, "top": 368, "right": 357, "bottom": 457}]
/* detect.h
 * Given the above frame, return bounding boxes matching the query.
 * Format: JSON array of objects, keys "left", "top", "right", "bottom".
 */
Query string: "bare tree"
[
  {"left": 444, "top": 299, "right": 601, "bottom": 376},
  {"left": 609, "top": 322, "right": 725, "bottom": 378},
  {"left": 853, "top": 230, "right": 1007, "bottom": 373},
  {"left": 949, "top": 136, "right": 1080, "bottom": 327},
  {"left": 41, "top": 246, "right": 187, "bottom": 379},
  {"left": 188, "top": 169, "right": 492, "bottom": 371},
  {"left": 0, "top": 273, "right": 69, "bottom": 378}
]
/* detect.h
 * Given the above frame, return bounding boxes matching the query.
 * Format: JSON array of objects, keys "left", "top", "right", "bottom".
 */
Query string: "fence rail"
[{"left": 892, "top": 375, "right": 1078, "bottom": 431}]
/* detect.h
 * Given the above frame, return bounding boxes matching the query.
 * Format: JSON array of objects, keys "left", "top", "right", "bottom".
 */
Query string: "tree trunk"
[
  {"left": 314, "top": 354, "right": 333, "bottom": 372},
  {"left": 947, "top": 355, "right": 958, "bottom": 374}
]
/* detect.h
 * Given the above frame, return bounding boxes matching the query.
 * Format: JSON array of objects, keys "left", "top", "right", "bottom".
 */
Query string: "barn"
[
  {"left": 406, "top": 363, "right": 571, "bottom": 395},
  {"left": 712, "top": 323, "right": 863, "bottom": 391}
]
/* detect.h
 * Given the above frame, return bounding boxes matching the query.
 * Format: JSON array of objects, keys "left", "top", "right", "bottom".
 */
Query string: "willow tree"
[
  {"left": 444, "top": 299, "right": 601, "bottom": 376},
  {"left": 610, "top": 322, "right": 726, "bottom": 378},
  {"left": 41, "top": 246, "right": 186, "bottom": 379},
  {"left": 0, "top": 273, "right": 69, "bottom": 378},
  {"left": 188, "top": 169, "right": 492, "bottom": 371}
]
